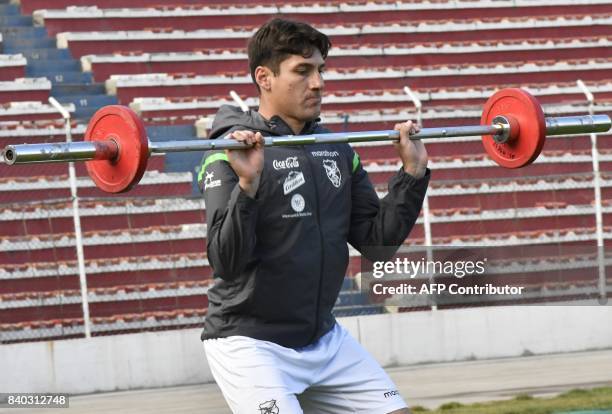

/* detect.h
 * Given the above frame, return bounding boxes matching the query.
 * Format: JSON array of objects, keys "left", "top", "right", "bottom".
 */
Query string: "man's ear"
[{"left": 254, "top": 66, "right": 273, "bottom": 92}]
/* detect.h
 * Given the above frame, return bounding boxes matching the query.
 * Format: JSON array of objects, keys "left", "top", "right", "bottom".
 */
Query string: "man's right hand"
[{"left": 225, "top": 130, "right": 265, "bottom": 198}]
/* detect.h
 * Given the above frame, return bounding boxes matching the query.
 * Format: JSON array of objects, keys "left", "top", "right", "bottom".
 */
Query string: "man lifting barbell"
[
  {"left": 1, "top": 15, "right": 611, "bottom": 414},
  {"left": 198, "top": 18, "right": 427, "bottom": 414}
]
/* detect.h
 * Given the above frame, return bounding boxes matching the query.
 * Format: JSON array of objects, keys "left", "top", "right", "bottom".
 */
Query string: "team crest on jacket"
[{"left": 323, "top": 159, "right": 341, "bottom": 188}]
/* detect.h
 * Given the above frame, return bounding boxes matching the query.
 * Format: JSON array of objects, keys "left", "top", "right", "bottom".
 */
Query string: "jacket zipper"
[{"left": 303, "top": 146, "right": 326, "bottom": 344}]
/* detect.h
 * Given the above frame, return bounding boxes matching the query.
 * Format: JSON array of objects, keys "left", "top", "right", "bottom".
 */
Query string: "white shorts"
[{"left": 203, "top": 322, "right": 408, "bottom": 414}]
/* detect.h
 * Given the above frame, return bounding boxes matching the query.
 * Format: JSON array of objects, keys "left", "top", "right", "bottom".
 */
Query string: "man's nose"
[{"left": 310, "top": 71, "right": 324, "bottom": 90}]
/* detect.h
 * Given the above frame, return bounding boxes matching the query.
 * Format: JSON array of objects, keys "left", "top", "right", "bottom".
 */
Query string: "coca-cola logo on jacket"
[{"left": 272, "top": 156, "right": 300, "bottom": 170}]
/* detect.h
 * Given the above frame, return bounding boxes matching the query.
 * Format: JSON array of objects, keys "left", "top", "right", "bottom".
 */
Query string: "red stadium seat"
[
  {"left": 31, "top": 3, "right": 612, "bottom": 35},
  {"left": 0, "top": 55, "right": 27, "bottom": 81},
  {"left": 0, "top": 78, "right": 51, "bottom": 104}
]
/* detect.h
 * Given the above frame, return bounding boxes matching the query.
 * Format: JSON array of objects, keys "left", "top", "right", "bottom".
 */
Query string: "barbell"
[{"left": 2, "top": 88, "right": 611, "bottom": 193}]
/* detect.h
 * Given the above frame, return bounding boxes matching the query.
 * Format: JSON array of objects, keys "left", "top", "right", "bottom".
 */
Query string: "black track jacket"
[{"left": 199, "top": 105, "right": 430, "bottom": 348}]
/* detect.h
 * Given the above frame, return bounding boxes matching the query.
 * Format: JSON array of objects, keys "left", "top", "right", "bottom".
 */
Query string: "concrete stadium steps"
[
  {"left": 430, "top": 213, "right": 595, "bottom": 238},
  {"left": 415, "top": 174, "right": 603, "bottom": 209},
  {"left": 0, "top": 197, "right": 206, "bottom": 237},
  {"left": 19, "top": 0, "right": 337, "bottom": 14},
  {"left": 0, "top": 100, "right": 75, "bottom": 122},
  {"left": 0, "top": 54, "right": 26, "bottom": 81},
  {"left": 354, "top": 134, "right": 599, "bottom": 161},
  {"left": 0, "top": 281, "right": 368, "bottom": 315},
  {"left": 364, "top": 147, "right": 612, "bottom": 182},
  {"left": 0, "top": 5, "right": 119, "bottom": 124},
  {"left": 34, "top": 3, "right": 612, "bottom": 35},
  {"left": 0, "top": 277, "right": 362, "bottom": 341},
  {"left": 0, "top": 223, "right": 206, "bottom": 265},
  {"left": 2, "top": 35, "right": 54, "bottom": 51},
  {"left": 16, "top": 47, "right": 71, "bottom": 61},
  {"left": 54, "top": 14, "right": 612, "bottom": 57},
  {"left": 1, "top": 252, "right": 213, "bottom": 290},
  {"left": 0, "top": 302, "right": 384, "bottom": 343},
  {"left": 430, "top": 227, "right": 612, "bottom": 247},
  {"left": 4, "top": 214, "right": 607, "bottom": 284},
  {"left": 0, "top": 171, "right": 194, "bottom": 203},
  {"left": 0, "top": 308, "right": 208, "bottom": 343},
  {"left": 17, "top": 0, "right": 612, "bottom": 14},
  {"left": 0, "top": 77, "right": 50, "bottom": 103},
  {"left": 132, "top": 82, "right": 612, "bottom": 126},
  {"left": 52, "top": 93, "right": 118, "bottom": 122},
  {"left": 1, "top": 272, "right": 355, "bottom": 299},
  {"left": 0, "top": 122, "right": 84, "bottom": 146},
  {"left": 103, "top": 59, "right": 612, "bottom": 104},
  {"left": 316, "top": 99, "right": 611, "bottom": 139},
  {"left": 27, "top": 58, "right": 81, "bottom": 75},
  {"left": 0, "top": 286, "right": 210, "bottom": 324},
  {"left": 0, "top": 14, "right": 31, "bottom": 27},
  {"left": 81, "top": 37, "right": 611, "bottom": 82}
]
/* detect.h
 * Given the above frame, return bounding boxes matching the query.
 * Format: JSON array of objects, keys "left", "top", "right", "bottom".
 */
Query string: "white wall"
[{"left": 1, "top": 305, "right": 611, "bottom": 395}]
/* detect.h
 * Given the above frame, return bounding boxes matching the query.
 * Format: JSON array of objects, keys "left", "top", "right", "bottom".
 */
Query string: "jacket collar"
[{"left": 261, "top": 113, "right": 321, "bottom": 136}]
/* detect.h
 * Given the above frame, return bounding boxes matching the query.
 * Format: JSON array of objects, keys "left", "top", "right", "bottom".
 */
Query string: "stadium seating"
[
  {"left": 53, "top": 14, "right": 612, "bottom": 57},
  {"left": 1, "top": 0, "right": 610, "bottom": 342},
  {"left": 80, "top": 37, "right": 612, "bottom": 82},
  {"left": 127, "top": 81, "right": 612, "bottom": 125},
  {"left": 0, "top": 101, "right": 75, "bottom": 122},
  {"left": 0, "top": 54, "right": 27, "bottom": 81},
  {"left": 0, "top": 78, "right": 51, "bottom": 103},
  {"left": 35, "top": 5, "right": 612, "bottom": 36},
  {"left": 0, "top": 197, "right": 206, "bottom": 236},
  {"left": 19, "top": 0, "right": 611, "bottom": 15}
]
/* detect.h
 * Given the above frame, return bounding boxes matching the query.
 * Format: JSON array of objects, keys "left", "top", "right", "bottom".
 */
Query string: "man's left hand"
[{"left": 393, "top": 120, "right": 428, "bottom": 179}]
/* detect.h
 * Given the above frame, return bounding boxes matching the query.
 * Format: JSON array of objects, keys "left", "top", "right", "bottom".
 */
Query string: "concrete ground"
[{"left": 3, "top": 349, "right": 611, "bottom": 413}]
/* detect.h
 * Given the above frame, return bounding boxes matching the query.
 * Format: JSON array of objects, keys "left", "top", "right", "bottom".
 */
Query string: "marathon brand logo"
[
  {"left": 311, "top": 150, "right": 339, "bottom": 157},
  {"left": 384, "top": 390, "right": 400, "bottom": 398},
  {"left": 323, "top": 159, "right": 342, "bottom": 188},
  {"left": 203, "top": 171, "right": 222, "bottom": 191},
  {"left": 273, "top": 156, "right": 299, "bottom": 170},
  {"left": 283, "top": 171, "right": 305, "bottom": 195}
]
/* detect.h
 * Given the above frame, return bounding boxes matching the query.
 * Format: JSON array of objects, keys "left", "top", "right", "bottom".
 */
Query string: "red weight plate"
[
  {"left": 84, "top": 106, "right": 149, "bottom": 193},
  {"left": 481, "top": 88, "right": 546, "bottom": 169}
]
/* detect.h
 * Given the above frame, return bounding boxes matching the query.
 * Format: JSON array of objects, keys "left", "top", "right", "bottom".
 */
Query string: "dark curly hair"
[{"left": 247, "top": 18, "right": 331, "bottom": 90}]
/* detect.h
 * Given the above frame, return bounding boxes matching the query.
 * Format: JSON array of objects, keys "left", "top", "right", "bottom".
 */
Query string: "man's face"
[{"left": 267, "top": 49, "right": 325, "bottom": 124}]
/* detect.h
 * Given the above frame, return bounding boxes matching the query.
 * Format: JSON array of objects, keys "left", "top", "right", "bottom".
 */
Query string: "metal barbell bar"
[
  {"left": 1, "top": 88, "right": 611, "bottom": 193},
  {"left": 3, "top": 115, "right": 610, "bottom": 165}
]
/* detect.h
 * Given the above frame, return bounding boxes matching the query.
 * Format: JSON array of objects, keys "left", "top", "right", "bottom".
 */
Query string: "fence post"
[
  {"left": 404, "top": 86, "right": 436, "bottom": 309},
  {"left": 49, "top": 97, "right": 92, "bottom": 337},
  {"left": 577, "top": 80, "right": 607, "bottom": 305}
]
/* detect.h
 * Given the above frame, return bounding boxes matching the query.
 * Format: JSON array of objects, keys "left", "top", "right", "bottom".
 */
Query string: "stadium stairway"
[
  {"left": 1, "top": 3, "right": 204, "bottom": 192},
  {"left": 0, "top": 2, "right": 117, "bottom": 122}
]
